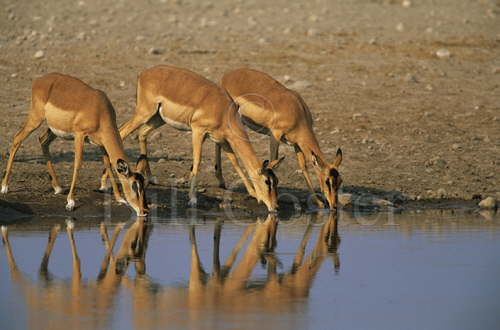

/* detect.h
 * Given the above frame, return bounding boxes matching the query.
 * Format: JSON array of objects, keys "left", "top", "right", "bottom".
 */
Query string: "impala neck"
[
  {"left": 99, "top": 123, "right": 128, "bottom": 165},
  {"left": 297, "top": 127, "right": 328, "bottom": 168},
  {"left": 226, "top": 121, "right": 262, "bottom": 179}
]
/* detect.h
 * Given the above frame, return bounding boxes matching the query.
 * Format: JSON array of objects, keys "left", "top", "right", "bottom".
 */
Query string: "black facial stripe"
[{"left": 132, "top": 182, "right": 139, "bottom": 195}]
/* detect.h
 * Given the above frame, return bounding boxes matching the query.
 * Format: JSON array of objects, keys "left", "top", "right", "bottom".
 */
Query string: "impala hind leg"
[
  {"left": 137, "top": 112, "right": 165, "bottom": 185},
  {"left": 214, "top": 144, "right": 226, "bottom": 189},
  {"left": 294, "top": 145, "right": 324, "bottom": 208},
  {"left": 66, "top": 133, "right": 85, "bottom": 211},
  {"left": 188, "top": 129, "right": 206, "bottom": 207},
  {"left": 1, "top": 111, "right": 44, "bottom": 193},
  {"left": 39, "top": 129, "right": 63, "bottom": 194}
]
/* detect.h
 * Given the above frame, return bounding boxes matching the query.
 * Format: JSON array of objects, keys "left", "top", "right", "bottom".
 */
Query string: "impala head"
[
  {"left": 312, "top": 148, "right": 343, "bottom": 210},
  {"left": 255, "top": 156, "right": 285, "bottom": 213},
  {"left": 116, "top": 159, "right": 149, "bottom": 217}
]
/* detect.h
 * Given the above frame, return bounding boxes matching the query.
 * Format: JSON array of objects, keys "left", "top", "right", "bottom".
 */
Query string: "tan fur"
[
  {"left": 100, "top": 65, "right": 281, "bottom": 211},
  {"left": 221, "top": 68, "right": 343, "bottom": 209},
  {"left": 1, "top": 73, "right": 148, "bottom": 215}
]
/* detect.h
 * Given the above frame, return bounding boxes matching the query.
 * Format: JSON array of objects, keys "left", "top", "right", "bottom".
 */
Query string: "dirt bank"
[{"left": 1, "top": 0, "right": 498, "bottom": 218}]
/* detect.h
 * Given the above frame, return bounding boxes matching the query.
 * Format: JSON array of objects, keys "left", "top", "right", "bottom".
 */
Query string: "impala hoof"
[
  {"left": 98, "top": 182, "right": 111, "bottom": 192},
  {"left": 66, "top": 219, "right": 75, "bottom": 229},
  {"left": 1, "top": 185, "right": 8, "bottom": 194},
  {"left": 188, "top": 198, "right": 198, "bottom": 207},
  {"left": 54, "top": 186, "right": 63, "bottom": 194},
  {"left": 66, "top": 200, "right": 75, "bottom": 211}
]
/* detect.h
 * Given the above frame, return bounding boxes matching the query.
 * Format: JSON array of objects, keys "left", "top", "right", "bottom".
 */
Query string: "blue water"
[{"left": 1, "top": 210, "right": 499, "bottom": 330}]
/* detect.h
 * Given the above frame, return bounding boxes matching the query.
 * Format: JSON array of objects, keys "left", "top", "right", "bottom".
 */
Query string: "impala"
[
  {"left": 0, "top": 73, "right": 148, "bottom": 216},
  {"left": 99, "top": 65, "right": 283, "bottom": 211},
  {"left": 221, "top": 69, "right": 343, "bottom": 210}
]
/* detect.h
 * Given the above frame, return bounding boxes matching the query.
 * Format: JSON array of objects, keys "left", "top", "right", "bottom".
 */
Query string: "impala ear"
[
  {"left": 333, "top": 148, "right": 343, "bottom": 168},
  {"left": 259, "top": 160, "right": 270, "bottom": 174},
  {"left": 267, "top": 156, "right": 285, "bottom": 170},
  {"left": 116, "top": 159, "right": 131, "bottom": 177},
  {"left": 311, "top": 152, "right": 323, "bottom": 169},
  {"left": 135, "top": 154, "right": 148, "bottom": 175}
]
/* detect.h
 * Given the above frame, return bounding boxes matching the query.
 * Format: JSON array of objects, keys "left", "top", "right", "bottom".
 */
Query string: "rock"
[
  {"left": 34, "top": 50, "right": 44, "bottom": 59},
  {"left": 352, "top": 113, "right": 366, "bottom": 120},
  {"left": 309, "top": 14, "right": 319, "bottom": 22},
  {"left": 157, "top": 158, "right": 167, "bottom": 163},
  {"left": 258, "top": 38, "right": 267, "bottom": 45},
  {"left": 368, "top": 37, "right": 377, "bottom": 45},
  {"left": 307, "top": 28, "right": 319, "bottom": 37},
  {"left": 136, "top": 35, "right": 145, "bottom": 41},
  {"left": 402, "top": 0, "right": 412, "bottom": 7},
  {"left": 197, "top": 188, "right": 206, "bottom": 193},
  {"left": 479, "top": 197, "right": 497, "bottom": 209},
  {"left": 119, "top": 80, "right": 126, "bottom": 88},
  {"left": 404, "top": 73, "right": 418, "bottom": 83},
  {"left": 287, "top": 80, "right": 312, "bottom": 90},
  {"left": 374, "top": 199, "right": 393, "bottom": 207},
  {"left": 175, "top": 177, "right": 187, "bottom": 184},
  {"left": 396, "top": 23, "right": 405, "bottom": 32},
  {"left": 338, "top": 193, "right": 352, "bottom": 207},
  {"left": 148, "top": 47, "right": 164, "bottom": 55},
  {"left": 436, "top": 49, "right": 451, "bottom": 59},
  {"left": 436, "top": 188, "right": 446, "bottom": 198},
  {"left": 451, "top": 143, "right": 460, "bottom": 150}
]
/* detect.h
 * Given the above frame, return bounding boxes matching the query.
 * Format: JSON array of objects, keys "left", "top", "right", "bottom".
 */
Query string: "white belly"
[
  {"left": 158, "top": 104, "right": 191, "bottom": 131},
  {"left": 50, "top": 127, "right": 74, "bottom": 140}
]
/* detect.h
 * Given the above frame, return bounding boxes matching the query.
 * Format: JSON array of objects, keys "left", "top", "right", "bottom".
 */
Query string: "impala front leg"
[
  {"left": 66, "top": 133, "right": 85, "bottom": 211},
  {"left": 223, "top": 145, "right": 257, "bottom": 198},
  {"left": 294, "top": 145, "right": 324, "bottom": 208},
  {"left": 188, "top": 129, "right": 206, "bottom": 207},
  {"left": 102, "top": 149, "right": 126, "bottom": 204},
  {"left": 270, "top": 136, "right": 280, "bottom": 162}
]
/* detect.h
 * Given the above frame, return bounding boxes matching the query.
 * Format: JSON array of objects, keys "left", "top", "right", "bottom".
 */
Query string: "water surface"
[{"left": 1, "top": 210, "right": 499, "bottom": 330}]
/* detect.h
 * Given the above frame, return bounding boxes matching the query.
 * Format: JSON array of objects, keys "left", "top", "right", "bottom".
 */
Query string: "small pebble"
[
  {"left": 338, "top": 193, "right": 352, "bottom": 207},
  {"left": 402, "top": 0, "right": 412, "bottom": 7},
  {"left": 437, "top": 188, "right": 446, "bottom": 198},
  {"left": 479, "top": 197, "right": 497, "bottom": 209},
  {"left": 34, "top": 50, "right": 44, "bottom": 59},
  {"left": 436, "top": 49, "right": 451, "bottom": 59},
  {"left": 307, "top": 28, "right": 319, "bottom": 37},
  {"left": 396, "top": 23, "right": 405, "bottom": 32},
  {"left": 148, "top": 47, "right": 164, "bottom": 55}
]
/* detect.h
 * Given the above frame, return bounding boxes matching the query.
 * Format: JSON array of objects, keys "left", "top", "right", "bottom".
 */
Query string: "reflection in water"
[
  {"left": 1, "top": 219, "right": 151, "bottom": 330},
  {"left": 127, "top": 213, "right": 339, "bottom": 329},
  {"left": 1, "top": 214, "right": 339, "bottom": 329}
]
